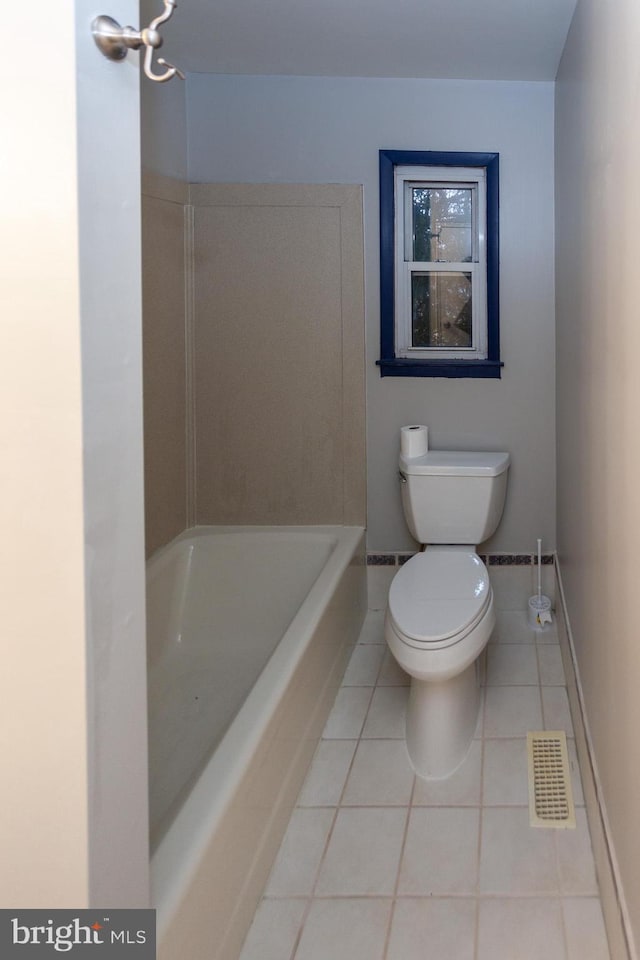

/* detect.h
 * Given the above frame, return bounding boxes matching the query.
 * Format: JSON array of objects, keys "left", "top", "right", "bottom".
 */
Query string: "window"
[{"left": 378, "top": 150, "right": 502, "bottom": 378}]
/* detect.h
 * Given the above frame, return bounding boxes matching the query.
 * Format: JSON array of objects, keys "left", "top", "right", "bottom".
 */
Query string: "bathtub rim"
[{"left": 148, "top": 523, "right": 365, "bottom": 937}]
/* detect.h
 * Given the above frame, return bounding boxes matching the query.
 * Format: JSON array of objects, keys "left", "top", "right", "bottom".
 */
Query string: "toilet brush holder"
[{"left": 528, "top": 594, "right": 552, "bottom": 630}]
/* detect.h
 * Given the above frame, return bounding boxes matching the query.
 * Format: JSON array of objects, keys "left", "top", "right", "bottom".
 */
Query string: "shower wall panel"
[
  {"left": 191, "top": 183, "right": 365, "bottom": 528},
  {"left": 142, "top": 172, "right": 189, "bottom": 557}
]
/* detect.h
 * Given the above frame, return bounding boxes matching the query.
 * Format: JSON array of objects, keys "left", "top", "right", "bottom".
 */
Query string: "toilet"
[{"left": 385, "top": 441, "right": 510, "bottom": 779}]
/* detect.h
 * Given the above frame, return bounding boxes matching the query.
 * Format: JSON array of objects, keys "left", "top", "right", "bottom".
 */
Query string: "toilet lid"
[{"left": 388, "top": 551, "right": 491, "bottom": 644}]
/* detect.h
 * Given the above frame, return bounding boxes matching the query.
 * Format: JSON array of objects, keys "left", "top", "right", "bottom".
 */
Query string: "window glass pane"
[
  {"left": 411, "top": 187, "right": 473, "bottom": 262},
  {"left": 411, "top": 272, "right": 472, "bottom": 348}
]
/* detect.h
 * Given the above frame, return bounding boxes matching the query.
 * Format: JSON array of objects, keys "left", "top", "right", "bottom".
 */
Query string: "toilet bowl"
[
  {"left": 384, "top": 435, "right": 509, "bottom": 780},
  {"left": 385, "top": 547, "right": 495, "bottom": 778}
]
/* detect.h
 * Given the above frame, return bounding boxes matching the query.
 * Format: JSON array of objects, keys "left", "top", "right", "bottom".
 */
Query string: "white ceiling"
[{"left": 154, "top": 0, "right": 577, "bottom": 81}]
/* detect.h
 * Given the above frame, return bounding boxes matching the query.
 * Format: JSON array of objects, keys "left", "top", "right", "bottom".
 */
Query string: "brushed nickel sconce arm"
[{"left": 92, "top": 0, "right": 185, "bottom": 83}]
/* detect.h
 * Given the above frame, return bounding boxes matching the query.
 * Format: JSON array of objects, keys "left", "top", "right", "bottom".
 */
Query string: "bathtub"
[{"left": 147, "top": 525, "right": 366, "bottom": 960}]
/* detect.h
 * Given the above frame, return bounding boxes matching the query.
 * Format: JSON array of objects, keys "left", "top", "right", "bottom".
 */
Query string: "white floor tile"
[
  {"left": 357, "top": 610, "right": 385, "bottom": 644},
  {"left": 361, "top": 686, "right": 407, "bottom": 739},
  {"left": 342, "top": 739, "right": 414, "bottom": 806},
  {"left": 490, "top": 609, "right": 537, "bottom": 644},
  {"left": 482, "top": 738, "right": 529, "bottom": 805},
  {"left": 297, "top": 740, "right": 357, "bottom": 807},
  {"left": 477, "top": 646, "right": 488, "bottom": 686},
  {"left": 239, "top": 898, "right": 307, "bottom": 960},
  {"left": 473, "top": 688, "right": 486, "bottom": 738},
  {"left": 266, "top": 808, "right": 334, "bottom": 896},
  {"left": 315, "top": 807, "right": 406, "bottom": 896},
  {"left": 323, "top": 687, "right": 372, "bottom": 739},
  {"left": 477, "top": 898, "right": 566, "bottom": 960},
  {"left": 563, "top": 898, "right": 611, "bottom": 960},
  {"left": 367, "top": 566, "right": 396, "bottom": 611},
  {"left": 377, "top": 648, "right": 410, "bottom": 686},
  {"left": 342, "top": 644, "right": 385, "bottom": 686},
  {"left": 542, "top": 686, "right": 574, "bottom": 734},
  {"left": 487, "top": 644, "right": 539, "bottom": 685},
  {"left": 479, "top": 807, "right": 558, "bottom": 894},
  {"left": 413, "top": 739, "right": 482, "bottom": 806},
  {"left": 387, "top": 898, "right": 475, "bottom": 960},
  {"left": 536, "top": 619, "right": 560, "bottom": 644},
  {"left": 490, "top": 566, "right": 533, "bottom": 611},
  {"left": 294, "top": 899, "right": 392, "bottom": 960},
  {"left": 556, "top": 808, "right": 599, "bottom": 895},
  {"left": 484, "top": 685, "right": 542, "bottom": 737},
  {"left": 398, "top": 807, "right": 480, "bottom": 895},
  {"left": 538, "top": 644, "right": 565, "bottom": 685}
]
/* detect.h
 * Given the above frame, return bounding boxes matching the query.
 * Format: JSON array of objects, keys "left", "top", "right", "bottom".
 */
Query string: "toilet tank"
[{"left": 400, "top": 450, "right": 510, "bottom": 545}]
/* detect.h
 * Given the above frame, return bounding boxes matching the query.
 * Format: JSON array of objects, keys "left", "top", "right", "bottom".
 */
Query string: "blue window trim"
[{"left": 378, "top": 149, "right": 502, "bottom": 379}]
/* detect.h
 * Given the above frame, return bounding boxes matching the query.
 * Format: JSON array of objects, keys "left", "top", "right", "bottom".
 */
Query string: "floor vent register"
[{"left": 527, "top": 731, "right": 576, "bottom": 829}]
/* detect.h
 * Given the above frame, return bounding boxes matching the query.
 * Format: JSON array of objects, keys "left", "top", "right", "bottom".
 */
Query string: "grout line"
[
  {"left": 263, "top": 891, "right": 609, "bottom": 901},
  {"left": 475, "top": 697, "right": 488, "bottom": 960},
  {"left": 381, "top": 764, "right": 414, "bottom": 959},
  {"left": 286, "top": 898, "right": 312, "bottom": 960}
]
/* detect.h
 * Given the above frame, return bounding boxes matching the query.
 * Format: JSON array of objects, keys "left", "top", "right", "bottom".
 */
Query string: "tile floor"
[{"left": 239, "top": 564, "right": 611, "bottom": 960}]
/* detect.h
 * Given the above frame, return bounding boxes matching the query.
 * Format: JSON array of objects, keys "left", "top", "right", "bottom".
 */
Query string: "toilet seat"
[{"left": 388, "top": 549, "right": 491, "bottom": 648}]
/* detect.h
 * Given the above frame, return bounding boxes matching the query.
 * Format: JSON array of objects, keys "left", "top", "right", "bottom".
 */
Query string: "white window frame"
[{"left": 394, "top": 165, "right": 488, "bottom": 361}]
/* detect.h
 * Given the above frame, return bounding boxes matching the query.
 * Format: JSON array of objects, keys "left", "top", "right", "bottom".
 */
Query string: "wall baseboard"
[{"left": 555, "top": 555, "right": 636, "bottom": 960}]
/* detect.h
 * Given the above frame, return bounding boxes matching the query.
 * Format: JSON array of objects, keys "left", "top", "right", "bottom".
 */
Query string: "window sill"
[{"left": 376, "top": 358, "right": 503, "bottom": 379}]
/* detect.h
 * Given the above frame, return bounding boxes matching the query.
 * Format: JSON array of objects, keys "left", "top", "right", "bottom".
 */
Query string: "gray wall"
[
  {"left": 185, "top": 75, "right": 557, "bottom": 553},
  {"left": 140, "top": 0, "right": 188, "bottom": 181},
  {"left": 141, "top": 76, "right": 188, "bottom": 181},
  {"left": 556, "top": 0, "right": 640, "bottom": 950}
]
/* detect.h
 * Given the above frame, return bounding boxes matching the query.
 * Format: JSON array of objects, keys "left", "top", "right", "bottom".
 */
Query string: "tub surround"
[{"left": 142, "top": 172, "right": 366, "bottom": 557}]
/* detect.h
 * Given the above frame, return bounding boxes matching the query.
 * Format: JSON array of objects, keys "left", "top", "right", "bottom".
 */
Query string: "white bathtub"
[{"left": 147, "top": 525, "right": 366, "bottom": 960}]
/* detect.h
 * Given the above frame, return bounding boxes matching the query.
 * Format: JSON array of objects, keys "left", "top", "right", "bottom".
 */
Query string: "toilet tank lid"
[{"left": 400, "top": 450, "right": 510, "bottom": 477}]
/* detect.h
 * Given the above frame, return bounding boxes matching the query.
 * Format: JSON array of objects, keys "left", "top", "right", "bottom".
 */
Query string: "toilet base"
[{"left": 406, "top": 660, "right": 480, "bottom": 779}]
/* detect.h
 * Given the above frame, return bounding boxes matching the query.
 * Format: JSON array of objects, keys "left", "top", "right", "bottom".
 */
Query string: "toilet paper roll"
[{"left": 400, "top": 424, "right": 429, "bottom": 458}]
